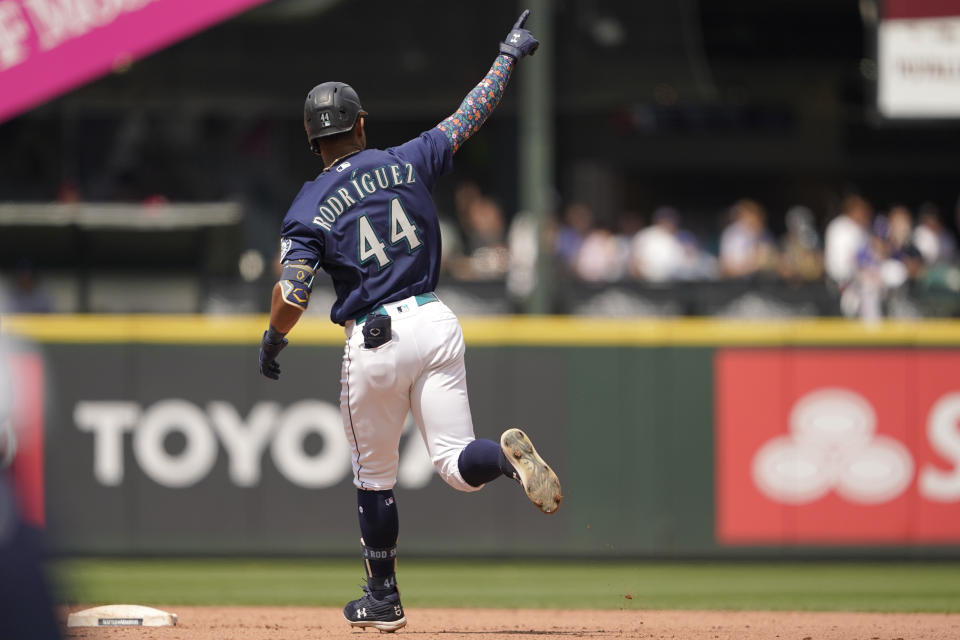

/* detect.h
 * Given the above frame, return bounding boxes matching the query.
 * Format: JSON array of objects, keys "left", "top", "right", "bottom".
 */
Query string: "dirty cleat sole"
[
  {"left": 343, "top": 617, "right": 407, "bottom": 632},
  {"left": 501, "top": 428, "right": 562, "bottom": 514}
]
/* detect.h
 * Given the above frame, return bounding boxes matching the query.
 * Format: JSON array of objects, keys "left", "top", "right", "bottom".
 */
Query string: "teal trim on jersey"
[{"left": 354, "top": 292, "right": 439, "bottom": 325}]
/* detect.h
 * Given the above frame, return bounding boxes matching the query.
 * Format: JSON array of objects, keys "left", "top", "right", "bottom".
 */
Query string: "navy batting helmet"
[{"left": 304, "top": 82, "right": 367, "bottom": 151}]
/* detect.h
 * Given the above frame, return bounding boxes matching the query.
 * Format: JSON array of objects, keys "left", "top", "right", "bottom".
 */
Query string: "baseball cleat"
[
  {"left": 342, "top": 587, "right": 406, "bottom": 632},
  {"left": 500, "top": 428, "right": 562, "bottom": 514}
]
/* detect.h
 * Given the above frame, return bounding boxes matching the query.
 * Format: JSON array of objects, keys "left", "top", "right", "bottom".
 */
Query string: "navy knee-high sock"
[
  {"left": 457, "top": 438, "right": 516, "bottom": 487},
  {"left": 357, "top": 489, "right": 399, "bottom": 595}
]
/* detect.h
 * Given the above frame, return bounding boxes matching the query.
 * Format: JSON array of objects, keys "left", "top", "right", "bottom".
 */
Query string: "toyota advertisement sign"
[
  {"left": 716, "top": 349, "right": 960, "bottom": 545},
  {"left": 2, "top": 336, "right": 570, "bottom": 556}
]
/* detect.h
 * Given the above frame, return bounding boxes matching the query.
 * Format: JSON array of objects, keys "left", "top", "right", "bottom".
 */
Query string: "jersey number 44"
[{"left": 358, "top": 197, "right": 422, "bottom": 269}]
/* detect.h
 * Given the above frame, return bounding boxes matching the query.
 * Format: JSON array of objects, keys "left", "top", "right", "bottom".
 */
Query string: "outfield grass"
[{"left": 55, "top": 559, "right": 960, "bottom": 613}]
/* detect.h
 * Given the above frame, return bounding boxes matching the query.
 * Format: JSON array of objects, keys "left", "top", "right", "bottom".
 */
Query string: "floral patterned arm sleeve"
[{"left": 436, "top": 54, "right": 516, "bottom": 153}]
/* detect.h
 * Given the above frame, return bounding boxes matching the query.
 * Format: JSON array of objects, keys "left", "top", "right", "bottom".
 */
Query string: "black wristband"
[
  {"left": 265, "top": 325, "right": 287, "bottom": 344},
  {"left": 499, "top": 43, "right": 521, "bottom": 60}
]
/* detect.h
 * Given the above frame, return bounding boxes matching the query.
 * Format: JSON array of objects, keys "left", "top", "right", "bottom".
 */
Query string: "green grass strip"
[{"left": 55, "top": 559, "right": 960, "bottom": 613}]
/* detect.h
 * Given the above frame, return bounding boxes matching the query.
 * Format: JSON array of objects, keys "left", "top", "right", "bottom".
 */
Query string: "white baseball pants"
[{"left": 339, "top": 295, "right": 480, "bottom": 492}]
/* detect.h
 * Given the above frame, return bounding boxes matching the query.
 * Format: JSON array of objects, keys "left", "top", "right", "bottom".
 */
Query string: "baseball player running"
[{"left": 258, "top": 9, "right": 560, "bottom": 633}]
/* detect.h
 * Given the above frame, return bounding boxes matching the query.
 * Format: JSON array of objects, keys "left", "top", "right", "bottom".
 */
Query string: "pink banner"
[{"left": 0, "top": 0, "right": 271, "bottom": 123}]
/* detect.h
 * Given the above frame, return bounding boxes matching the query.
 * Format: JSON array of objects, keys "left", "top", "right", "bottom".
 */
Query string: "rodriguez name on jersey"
[{"left": 312, "top": 162, "right": 417, "bottom": 232}]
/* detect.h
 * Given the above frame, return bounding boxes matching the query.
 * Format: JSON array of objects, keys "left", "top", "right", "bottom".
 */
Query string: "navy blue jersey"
[{"left": 280, "top": 128, "right": 453, "bottom": 324}]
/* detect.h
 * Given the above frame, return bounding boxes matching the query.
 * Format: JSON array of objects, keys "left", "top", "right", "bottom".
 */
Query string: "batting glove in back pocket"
[{"left": 362, "top": 313, "right": 392, "bottom": 349}]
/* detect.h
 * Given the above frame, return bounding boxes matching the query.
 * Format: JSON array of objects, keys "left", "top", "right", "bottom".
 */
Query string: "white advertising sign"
[{"left": 878, "top": 17, "right": 960, "bottom": 118}]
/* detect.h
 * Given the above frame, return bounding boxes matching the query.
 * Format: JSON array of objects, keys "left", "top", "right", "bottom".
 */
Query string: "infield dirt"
[{"left": 61, "top": 606, "right": 960, "bottom": 639}]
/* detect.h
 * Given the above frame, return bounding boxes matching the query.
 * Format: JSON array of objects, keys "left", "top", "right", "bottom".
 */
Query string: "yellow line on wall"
[{"left": 5, "top": 314, "right": 960, "bottom": 346}]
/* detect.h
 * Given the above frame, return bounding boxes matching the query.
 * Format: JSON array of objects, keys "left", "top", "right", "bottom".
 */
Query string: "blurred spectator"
[
  {"left": 450, "top": 183, "right": 509, "bottom": 280},
  {"left": 842, "top": 212, "right": 925, "bottom": 321},
  {"left": 629, "top": 206, "right": 685, "bottom": 282},
  {"left": 555, "top": 203, "right": 594, "bottom": 271},
  {"left": 843, "top": 224, "right": 889, "bottom": 322},
  {"left": 464, "top": 196, "right": 505, "bottom": 254},
  {"left": 913, "top": 202, "right": 960, "bottom": 294},
  {"left": 437, "top": 213, "right": 465, "bottom": 275},
  {"left": 913, "top": 202, "right": 956, "bottom": 265},
  {"left": 4, "top": 263, "right": 52, "bottom": 314},
  {"left": 886, "top": 206, "right": 914, "bottom": 254},
  {"left": 675, "top": 231, "right": 719, "bottom": 280},
  {"left": 453, "top": 181, "right": 481, "bottom": 245},
  {"left": 778, "top": 205, "right": 823, "bottom": 281},
  {"left": 825, "top": 194, "right": 872, "bottom": 287},
  {"left": 575, "top": 224, "right": 627, "bottom": 282},
  {"left": 719, "top": 199, "right": 777, "bottom": 278},
  {"left": 506, "top": 210, "right": 539, "bottom": 300},
  {"left": 466, "top": 196, "right": 509, "bottom": 278},
  {"left": 885, "top": 205, "right": 925, "bottom": 281}
]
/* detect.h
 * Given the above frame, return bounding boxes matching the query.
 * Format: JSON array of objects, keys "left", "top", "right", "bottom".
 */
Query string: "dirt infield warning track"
[{"left": 61, "top": 606, "right": 960, "bottom": 639}]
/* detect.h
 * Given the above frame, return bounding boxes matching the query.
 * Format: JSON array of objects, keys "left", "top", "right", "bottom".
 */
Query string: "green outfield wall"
[{"left": 2, "top": 316, "right": 960, "bottom": 556}]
